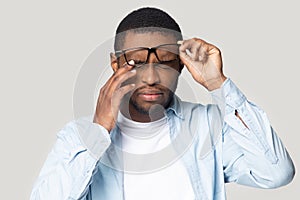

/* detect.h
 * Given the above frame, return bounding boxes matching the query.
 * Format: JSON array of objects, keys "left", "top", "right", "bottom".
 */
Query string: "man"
[{"left": 31, "top": 7, "right": 295, "bottom": 200}]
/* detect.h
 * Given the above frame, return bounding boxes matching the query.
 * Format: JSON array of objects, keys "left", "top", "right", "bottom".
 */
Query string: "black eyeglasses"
[{"left": 115, "top": 43, "right": 180, "bottom": 70}]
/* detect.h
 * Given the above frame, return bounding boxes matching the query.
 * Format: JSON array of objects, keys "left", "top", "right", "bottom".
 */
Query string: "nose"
[{"left": 141, "top": 53, "right": 160, "bottom": 85}]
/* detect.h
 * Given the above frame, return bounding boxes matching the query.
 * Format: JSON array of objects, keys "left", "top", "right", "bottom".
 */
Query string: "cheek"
[
  {"left": 160, "top": 72, "right": 179, "bottom": 90},
  {"left": 121, "top": 70, "right": 179, "bottom": 90}
]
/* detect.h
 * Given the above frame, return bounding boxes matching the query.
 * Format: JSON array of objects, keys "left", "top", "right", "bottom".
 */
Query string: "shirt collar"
[
  {"left": 166, "top": 94, "right": 184, "bottom": 120},
  {"left": 110, "top": 95, "right": 184, "bottom": 144}
]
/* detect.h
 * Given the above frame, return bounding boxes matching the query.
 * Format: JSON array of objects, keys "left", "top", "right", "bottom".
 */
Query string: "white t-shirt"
[{"left": 117, "top": 112, "right": 195, "bottom": 200}]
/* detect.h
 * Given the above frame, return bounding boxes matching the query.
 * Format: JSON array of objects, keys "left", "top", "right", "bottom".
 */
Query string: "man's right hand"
[{"left": 93, "top": 63, "right": 136, "bottom": 132}]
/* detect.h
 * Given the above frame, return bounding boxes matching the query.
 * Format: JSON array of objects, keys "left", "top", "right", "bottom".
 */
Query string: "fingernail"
[
  {"left": 128, "top": 60, "right": 135, "bottom": 65},
  {"left": 131, "top": 69, "right": 136, "bottom": 73},
  {"left": 177, "top": 40, "right": 183, "bottom": 45}
]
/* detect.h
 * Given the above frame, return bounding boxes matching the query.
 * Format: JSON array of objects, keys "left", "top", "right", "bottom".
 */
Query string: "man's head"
[
  {"left": 111, "top": 7, "right": 184, "bottom": 121},
  {"left": 114, "top": 7, "right": 182, "bottom": 51}
]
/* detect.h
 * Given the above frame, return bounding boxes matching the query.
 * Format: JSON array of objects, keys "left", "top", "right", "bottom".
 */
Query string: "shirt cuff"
[
  {"left": 210, "top": 78, "right": 247, "bottom": 110},
  {"left": 75, "top": 117, "right": 111, "bottom": 160}
]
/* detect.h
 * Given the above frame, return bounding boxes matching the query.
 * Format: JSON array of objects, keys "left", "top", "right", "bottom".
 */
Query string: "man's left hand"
[{"left": 179, "top": 38, "right": 227, "bottom": 91}]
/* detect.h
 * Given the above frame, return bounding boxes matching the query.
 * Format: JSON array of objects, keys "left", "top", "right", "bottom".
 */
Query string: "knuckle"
[
  {"left": 100, "top": 87, "right": 105, "bottom": 95},
  {"left": 113, "top": 75, "right": 119, "bottom": 82},
  {"left": 100, "top": 86, "right": 105, "bottom": 92},
  {"left": 100, "top": 87, "right": 110, "bottom": 98},
  {"left": 118, "top": 87, "right": 125, "bottom": 94}
]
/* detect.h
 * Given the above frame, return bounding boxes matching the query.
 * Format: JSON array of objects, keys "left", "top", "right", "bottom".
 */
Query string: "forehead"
[{"left": 122, "top": 31, "right": 177, "bottom": 49}]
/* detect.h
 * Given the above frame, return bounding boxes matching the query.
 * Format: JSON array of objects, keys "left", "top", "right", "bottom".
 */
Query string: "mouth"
[{"left": 138, "top": 90, "right": 164, "bottom": 102}]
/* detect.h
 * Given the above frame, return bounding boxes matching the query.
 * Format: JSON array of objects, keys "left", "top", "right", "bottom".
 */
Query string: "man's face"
[{"left": 115, "top": 31, "right": 181, "bottom": 116}]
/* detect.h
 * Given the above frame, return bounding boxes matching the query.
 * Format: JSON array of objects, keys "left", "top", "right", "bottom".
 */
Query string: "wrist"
[
  {"left": 205, "top": 75, "right": 227, "bottom": 91},
  {"left": 93, "top": 115, "right": 113, "bottom": 132}
]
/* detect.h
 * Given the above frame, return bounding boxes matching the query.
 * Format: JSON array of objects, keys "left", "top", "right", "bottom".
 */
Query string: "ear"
[
  {"left": 110, "top": 52, "right": 119, "bottom": 72},
  {"left": 178, "top": 59, "right": 184, "bottom": 74}
]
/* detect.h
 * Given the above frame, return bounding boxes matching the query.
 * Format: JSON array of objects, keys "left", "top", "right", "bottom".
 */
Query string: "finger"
[
  {"left": 178, "top": 42, "right": 193, "bottom": 68},
  {"left": 179, "top": 51, "right": 202, "bottom": 80},
  {"left": 178, "top": 39, "right": 205, "bottom": 78},
  {"left": 103, "top": 60, "right": 135, "bottom": 89},
  {"left": 179, "top": 39, "right": 201, "bottom": 61},
  {"left": 198, "top": 43, "right": 209, "bottom": 63},
  {"left": 112, "top": 60, "right": 136, "bottom": 87},
  {"left": 101, "top": 63, "right": 131, "bottom": 89},
  {"left": 114, "top": 62, "right": 134, "bottom": 77},
  {"left": 178, "top": 40, "right": 197, "bottom": 69},
  {"left": 194, "top": 39, "right": 219, "bottom": 56},
  {"left": 190, "top": 42, "right": 201, "bottom": 61},
  {"left": 111, "top": 83, "right": 136, "bottom": 110},
  {"left": 114, "top": 83, "right": 136, "bottom": 99},
  {"left": 106, "top": 69, "right": 136, "bottom": 97},
  {"left": 115, "top": 69, "right": 137, "bottom": 89}
]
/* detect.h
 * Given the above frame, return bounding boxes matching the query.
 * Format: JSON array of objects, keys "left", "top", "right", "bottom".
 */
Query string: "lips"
[{"left": 137, "top": 90, "right": 164, "bottom": 101}]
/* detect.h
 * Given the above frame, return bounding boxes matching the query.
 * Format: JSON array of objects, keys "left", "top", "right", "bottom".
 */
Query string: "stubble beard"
[{"left": 129, "top": 90, "right": 174, "bottom": 115}]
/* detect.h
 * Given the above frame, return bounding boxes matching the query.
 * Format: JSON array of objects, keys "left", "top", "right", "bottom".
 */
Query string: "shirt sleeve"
[
  {"left": 30, "top": 117, "right": 111, "bottom": 200},
  {"left": 211, "top": 78, "right": 295, "bottom": 188}
]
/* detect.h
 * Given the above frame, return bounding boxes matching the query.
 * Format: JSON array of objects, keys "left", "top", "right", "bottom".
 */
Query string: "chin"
[{"left": 130, "top": 97, "right": 172, "bottom": 114}]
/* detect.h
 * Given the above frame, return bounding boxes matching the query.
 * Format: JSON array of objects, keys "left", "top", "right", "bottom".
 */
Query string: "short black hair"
[{"left": 114, "top": 7, "right": 183, "bottom": 51}]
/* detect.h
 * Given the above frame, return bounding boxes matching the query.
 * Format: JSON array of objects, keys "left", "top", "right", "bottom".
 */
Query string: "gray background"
[{"left": 0, "top": 0, "right": 299, "bottom": 199}]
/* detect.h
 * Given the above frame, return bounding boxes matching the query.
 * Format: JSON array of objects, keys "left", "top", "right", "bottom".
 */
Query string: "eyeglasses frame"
[{"left": 115, "top": 43, "right": 181, "bottom": 69}]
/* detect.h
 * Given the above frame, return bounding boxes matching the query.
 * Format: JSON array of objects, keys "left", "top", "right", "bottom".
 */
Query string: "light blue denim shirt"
[{"left": 31, "top": 79, "right": 295, "bottom": 200}]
